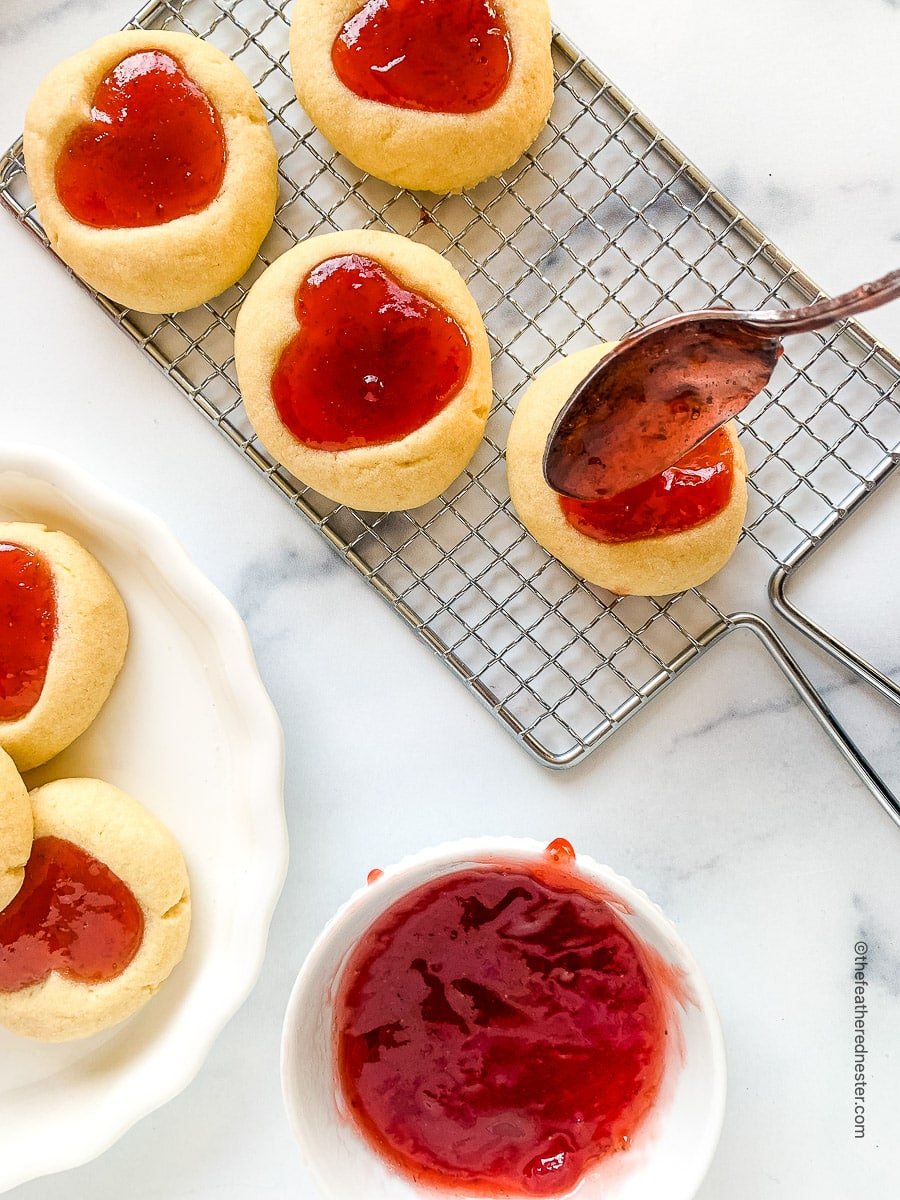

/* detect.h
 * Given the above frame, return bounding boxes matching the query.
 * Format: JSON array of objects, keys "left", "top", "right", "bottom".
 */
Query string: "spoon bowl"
[{"left": 544, "top": 268, "right": 900, "bottom": 501}]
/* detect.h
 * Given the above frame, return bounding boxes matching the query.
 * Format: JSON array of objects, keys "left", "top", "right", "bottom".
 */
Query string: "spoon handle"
[{"left": 745, "top": 267, "right": 900, "bottom": 336}]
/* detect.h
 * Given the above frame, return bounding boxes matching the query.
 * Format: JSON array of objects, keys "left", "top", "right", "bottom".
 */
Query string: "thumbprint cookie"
[
  {"left": 0, "top": 778, "right": 190, "bottom": 1041},
  {"left": 290, "top": 0, "right": 554, "bottom": 192},
  {"left": 0, "top": 524, "right": 128, "bottom": 772},
  {"left": 0, "top": 750, "right": 31, "bottom": 912},
  {"left": 234, "top": 229, "right": 492, "bottom": 510},
  {"left": 507, "top": 345, "right": 749, "bottom": 596},
  {"left": 24, "top": 31, "right": 279, "bottom": 313}
]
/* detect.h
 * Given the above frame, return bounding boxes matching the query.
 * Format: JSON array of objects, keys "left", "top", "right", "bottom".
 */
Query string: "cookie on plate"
[
  {"left": 234, "top": 229, "right": 492, "bottom": 510},
  {"left": 24, "top": 30, "right": 279, "bottom": 313},
  {"left": 290, "top": 0, "right": 554, "bottom": 193},
  {"left": 0, "top": 524, "right": 128, "bottom": 772},
  {"left": 0, "top": 778, "right": 191, "bottom": 1041},
  {"left": 507, "top": 344, "right": 749, "bottom": 596},
  {"left": 0, "top": 750, "right": 31, "bottom": 912}
]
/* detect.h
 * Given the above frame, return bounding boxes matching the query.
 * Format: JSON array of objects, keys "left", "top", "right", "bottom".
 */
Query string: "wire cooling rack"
[{"left": 3, "top": 0, "right": 900, "bottom": 771}]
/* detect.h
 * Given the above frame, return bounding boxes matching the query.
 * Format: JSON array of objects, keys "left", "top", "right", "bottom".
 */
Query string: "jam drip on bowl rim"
[
  {"left": 56, "top": 50, "right": 226, "bottom": 230},
  {"left": 332, "top": 0, "right": 513, "bottom": 114},
  {"left": 0, "top": 542, "right": 56, "bottom": 724},
  {"left": 335, "top": 841, "right": 674, "bottom": 1196},
  {"left": 272, "top": 254, "right": 472, "bottom": 451},
  {"left": 0, "top": 836, "right": 144, "bottom": 991},
  {"left": 559, "top": 427, "right": 735, "bottom": 544}
]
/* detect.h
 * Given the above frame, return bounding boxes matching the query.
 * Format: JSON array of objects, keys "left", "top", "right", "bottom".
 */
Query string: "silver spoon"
[{"left": 543, "top": 268, "right": 900, "bottom": 501}]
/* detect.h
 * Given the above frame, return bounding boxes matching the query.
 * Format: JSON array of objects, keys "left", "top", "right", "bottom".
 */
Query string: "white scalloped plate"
[{"left": 0, "top": 445, "right": 287, "bottom": 1194}]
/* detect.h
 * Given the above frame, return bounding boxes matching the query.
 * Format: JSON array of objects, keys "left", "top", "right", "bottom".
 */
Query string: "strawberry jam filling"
[
  {"left": 336, "top": 846, "right": 670, "bottom": 1196},
  {"left": 56, "top": 50, "right": 226, "bottom": 229},
  {"left": 332, "top": 0, "right": 513, "bottom": 114},
  {"left": 271, "top": 253, "right": 472, "bottom": 451},
  {"left": 560, "top": 427, "right": 735, "bottom": 543},
  {"left": 0, "top": 837, "right": 144, "bottom": 991},
  {"left": 0, "top": 542, "right": 56, "bottom": 724}
]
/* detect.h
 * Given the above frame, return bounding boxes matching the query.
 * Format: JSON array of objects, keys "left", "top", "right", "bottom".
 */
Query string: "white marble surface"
[{"left": 2, "top": 2, "right": 900, "bottom": 1197}]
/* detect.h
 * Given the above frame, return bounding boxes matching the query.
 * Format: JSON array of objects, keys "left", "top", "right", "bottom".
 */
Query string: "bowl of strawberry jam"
[{"left": 282, "top": 838, "right": 726, "bottom": 1200}]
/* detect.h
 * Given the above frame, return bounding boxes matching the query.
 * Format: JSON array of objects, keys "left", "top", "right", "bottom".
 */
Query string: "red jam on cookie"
[
  {"left": 332, "top": 0, "right": 513, "bottom": 114},
  {"left": 272, "top": 254, "right": 472, "bottom": 451},
  {"left": 55, "top": 50, "right": 226, "bottom": 229},
  {"left": 560, "top": 427, "right": 735, "bottom": 544},
  {"left": 336, "top": 842, "right": 671, "bottom": 1196},
  {"left": 0, "top": 542, "right": 56, "bottom": 724},
  {"left": 0, "top": 836, "right": 144, "bottom": 991}
]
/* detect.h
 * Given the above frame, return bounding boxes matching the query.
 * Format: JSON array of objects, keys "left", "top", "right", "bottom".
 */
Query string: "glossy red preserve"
[
  {"left": 332, "top": 0, "right": 512, "bottom": 114},
  {"left": 0, "top": 542, "right": 56, "bottom": 724},
  {"left": 0, "top": 836, "right": 144, "bottom": 992},
  {"left": 56, "top": 50, "right": 226, "bottom": 229},
  {"left": 336, "top": 851, "right": 669, "bottom": 1195},
  {"left": 560, "top": 427, "right": 734, "bottom": 544},
  {"left": 272, "top": 254, "right": 472, "bottom": 451}
]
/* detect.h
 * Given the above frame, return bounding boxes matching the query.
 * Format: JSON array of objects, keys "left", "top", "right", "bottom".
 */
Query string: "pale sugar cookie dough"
[
  {"left": 507, "top": 344, "right": 749, "bottom": 596},
  {"left": 234, "top": 229, "right": 493, "bottom": 511},
  {"left": 290, "top": 0, "right": 554, "bottom": 192},
  {"left": 24, "top": 30, "right": 278, "bottom": 312},
  {"left": 0, "top": 523, "right": 128, "bottom": 773},
  {"left": 0, "top": 779, "right": 191, "bottom": 1042},
  {"left": 0, "top": 750, "right": 31, "bottom": 912}
]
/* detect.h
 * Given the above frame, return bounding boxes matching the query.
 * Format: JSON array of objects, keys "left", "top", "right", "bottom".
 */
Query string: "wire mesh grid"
[{"left": 3, "top": 0, "right": 900, "bottom": 767}]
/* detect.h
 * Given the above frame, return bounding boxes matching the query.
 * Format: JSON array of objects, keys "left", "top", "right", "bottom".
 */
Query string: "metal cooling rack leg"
[
  {"left": 730, "top": 612, "right": 900, "bottom": 829},
  {"left": 770, "top": 567, "right": 900, "bottom": 708}
]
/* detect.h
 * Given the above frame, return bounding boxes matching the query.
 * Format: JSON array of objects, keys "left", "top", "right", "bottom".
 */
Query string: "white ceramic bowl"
[
  {"left": 282, "top": 837, "right": 726, "bottom": 1200},
  {"left": 0, "top": 445, "right": 288, "bottom": 1194}
]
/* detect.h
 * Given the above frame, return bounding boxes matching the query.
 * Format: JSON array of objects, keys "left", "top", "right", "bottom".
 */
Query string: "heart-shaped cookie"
[
  {"left": 0, "top": 523, "right": 128, "bottom": 774},
  {"left": 271, "top": 253, "right": 472, "bottom": 451},
  {"left": 235, "top": 229, "right": 493, "bottom": 511},
  {"left": 290, "top": 0, "right": 554, "bottom": 193},
  {"left": 24, "top": 31, "right": 279, "bottom": 312},
  {"left": 506, "top": 345, "right": 749, "bottom": 596},
  {"left": 0, "top": 778, "right": 190, "bottom": 1042},
  {"left": 0, "top": 749, "right": 31, "bottom": 912},
  {"left": 332, "top": 0, "right": 512, "bottom": 113},
  {"left": 55, "top": 48, "right": 226, "bottom": 229}
]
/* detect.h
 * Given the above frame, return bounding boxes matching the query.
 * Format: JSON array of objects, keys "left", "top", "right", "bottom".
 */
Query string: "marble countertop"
[{"left": 2, "top": 2, "right": 900, "bottom": 1197}]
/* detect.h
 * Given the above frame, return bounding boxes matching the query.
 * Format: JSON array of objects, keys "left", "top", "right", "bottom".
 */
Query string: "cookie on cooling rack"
[
  {"left": 234, "top": 229, "right": 492, "bottom": 511},
  {"left": 507, "top": 345, "right": 749, "bottom": 596},
  {"left": 0, "top": 750, "right": 31, "bottom": 912},
  {"left": 0, "top": 524, "right": 128, "bottom": 773},
  {"left": 0, "top": 778, "right": 190, "bottom": 1041},
  {"left": 290, "top": 0, "right": 554, "bottom": 193},
  {"left": 24, "top": 30, "right": 278, "bottom": 313}
]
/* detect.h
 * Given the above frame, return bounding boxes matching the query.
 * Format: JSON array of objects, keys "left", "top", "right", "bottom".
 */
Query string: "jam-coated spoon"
[{"left": 543, "top": 268, "right": 900, "bottom": 501}]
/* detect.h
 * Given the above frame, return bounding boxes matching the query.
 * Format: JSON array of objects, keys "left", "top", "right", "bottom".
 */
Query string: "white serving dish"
[
  {"left": 0, "top": 445, "right": 288, "bottom": 1194},
  {"left": 282, "top": 837, "right": 726, "bottom": 1200}
]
